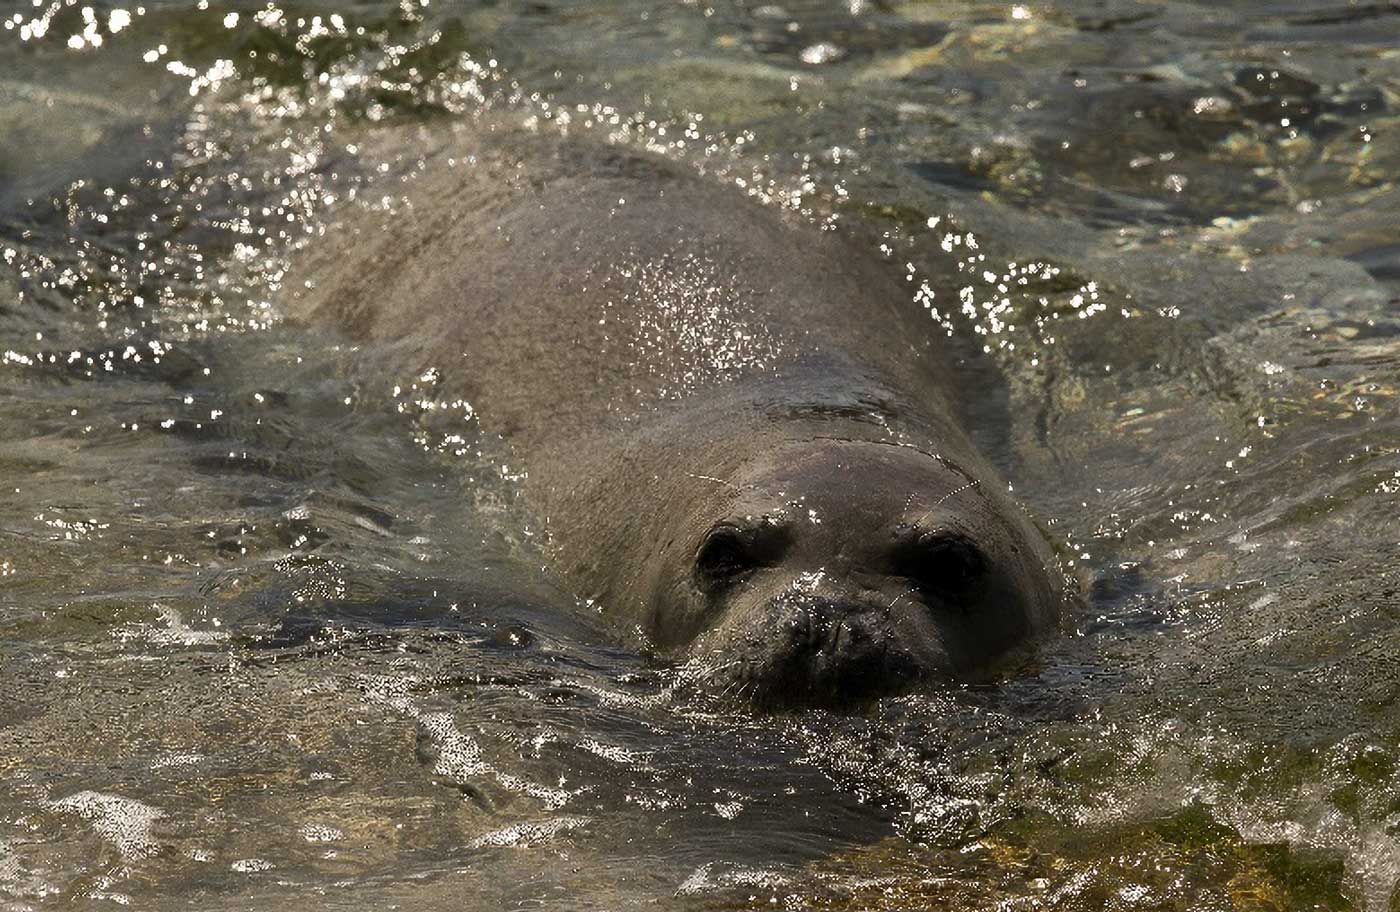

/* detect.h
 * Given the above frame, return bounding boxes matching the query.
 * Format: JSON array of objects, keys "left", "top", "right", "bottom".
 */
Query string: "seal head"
[{"left": 648, "top": 439, "right": 1063, "bottom": 708}]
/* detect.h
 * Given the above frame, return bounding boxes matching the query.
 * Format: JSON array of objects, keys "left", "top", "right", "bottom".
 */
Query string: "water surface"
[{"left": 2, "top": 1, "right": 1399, "bottom": 908}]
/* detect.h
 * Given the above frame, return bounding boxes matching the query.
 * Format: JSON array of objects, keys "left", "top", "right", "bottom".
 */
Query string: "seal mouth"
[{"left": 697, "top": 594, "right": 935, "bottom": 710}]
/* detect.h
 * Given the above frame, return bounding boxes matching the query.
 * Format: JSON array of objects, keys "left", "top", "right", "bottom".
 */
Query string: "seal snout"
[{"left": 757, "top": 591, "right": 926, "bottom": 708}]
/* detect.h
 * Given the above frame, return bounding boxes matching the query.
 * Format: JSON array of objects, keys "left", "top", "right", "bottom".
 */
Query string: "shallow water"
[{"left": 2, "top": 0, "right": 1399, "bottom": 909}]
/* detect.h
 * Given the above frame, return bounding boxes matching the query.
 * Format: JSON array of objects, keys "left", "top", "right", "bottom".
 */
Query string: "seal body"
[{"left": 290, "top": 130, "right": 1069, "bottom": 707}]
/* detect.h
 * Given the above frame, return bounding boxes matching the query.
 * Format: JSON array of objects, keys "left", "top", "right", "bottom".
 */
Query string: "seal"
[{"left": 289, "top": 131, "right": 1070, "bottom": 708}]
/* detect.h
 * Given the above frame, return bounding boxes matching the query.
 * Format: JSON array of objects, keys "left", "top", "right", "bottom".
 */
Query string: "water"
[{"left": 2, "top": 0, "right": 1398, "bottom": 908}]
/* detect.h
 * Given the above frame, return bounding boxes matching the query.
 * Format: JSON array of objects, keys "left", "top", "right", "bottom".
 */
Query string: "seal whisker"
[
  {"left": 887, "top": 586, "right": 916, "bottom": 613},
  {"left": 699, "top": 659, "right": 741, "bottom": 685},
  {"left": 685, "top": 472, "right": 740, "bottom": 490},
  {"left": 914, "top": 478, "right": 982, "bottom": 527}
]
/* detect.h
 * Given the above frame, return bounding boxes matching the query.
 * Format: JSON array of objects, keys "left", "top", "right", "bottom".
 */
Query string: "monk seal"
[{"left": 289, "top": 131, "right": 1072, "bottom": 708}]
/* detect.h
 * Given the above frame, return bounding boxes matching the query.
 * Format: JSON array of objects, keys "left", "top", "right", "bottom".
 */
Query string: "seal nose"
[
  {"left": 760, "top": 594, "right": 921, "bottom": 707},
  {"left": 781, "top": 596, "right": 870, "bottom": 651}
]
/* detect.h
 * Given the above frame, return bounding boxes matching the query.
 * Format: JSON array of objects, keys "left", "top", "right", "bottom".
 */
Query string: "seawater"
[{"left": 2, "top": 1, "right": 1398, "bottom": 908}]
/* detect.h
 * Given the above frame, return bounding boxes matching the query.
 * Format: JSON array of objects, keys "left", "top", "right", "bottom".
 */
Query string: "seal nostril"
[{"left": 893, "top": 531, "right": 987, "bottom": 609}]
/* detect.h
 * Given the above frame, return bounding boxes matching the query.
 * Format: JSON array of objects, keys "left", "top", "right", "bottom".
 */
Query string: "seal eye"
[
  {"left": 894, "top": 532, "right": 987, "bottom": 606},
  {"left": 696, "top": 526, "right": 756, "bottom": 584}
]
